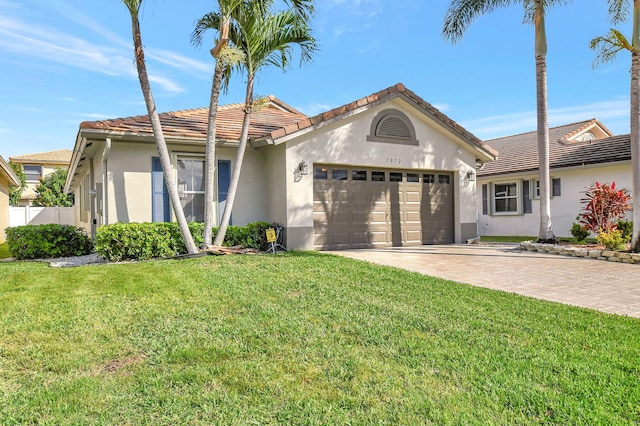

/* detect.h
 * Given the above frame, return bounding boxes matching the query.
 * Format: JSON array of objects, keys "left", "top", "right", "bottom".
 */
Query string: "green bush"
[
  {"left": 596, "top": 229, "right": 627, "bottom": 251},
  {"left": 95, "top": 221, "right": 273, "bottom": 261},
  {"left": 569, "top": 223, "right": 589, "bottom": 242},
  {"left": 212, "top": 221, "right": 271, "bottom": 250},
  {"left": 616, "top": 220, "right": 633, "bottom": 242},
  {"left": 5, "top": 224, "right": 93, "bottom": 260}
]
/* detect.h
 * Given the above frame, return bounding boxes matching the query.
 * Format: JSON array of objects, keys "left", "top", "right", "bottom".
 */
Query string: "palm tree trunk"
[
  {"left": 129, "top": 13, "right": 199, "bottom": 254},
  {"left": 203, "top": 59, "right": 225, "bottom": 247},
  {"left": 213, "top": 74, "right": 254, "bottom": 247},
  {"left": 631, "top": 7, "right": 640, "bottom": 251},
  {"left": 534, "top": 2, "right": 555, "bottom": 243}
]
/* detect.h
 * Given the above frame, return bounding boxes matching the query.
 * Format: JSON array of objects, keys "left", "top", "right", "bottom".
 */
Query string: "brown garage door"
[{"left": 313, "top": 165, "right": 454, "bottom": 250}]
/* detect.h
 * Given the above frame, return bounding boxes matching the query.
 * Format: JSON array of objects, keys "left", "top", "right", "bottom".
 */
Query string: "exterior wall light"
[
  {"left": 297, "top": 160, "right": 309, "bottom": 175},
  {"left": 466, "top": 170, "right": 476, "bottom": 181}
]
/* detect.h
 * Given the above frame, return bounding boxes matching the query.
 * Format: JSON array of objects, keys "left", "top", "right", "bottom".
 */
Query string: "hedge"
[
  {"left": 94, "top": 221, "right": 272, "bottom": 261},
  {"left": 5, "top": 224, "right": 93, "bottom": 260}
]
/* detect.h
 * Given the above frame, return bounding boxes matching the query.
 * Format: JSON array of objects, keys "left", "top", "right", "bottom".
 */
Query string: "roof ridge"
[{"left": 485, "top": 119, "right": 598, "bottom": 143}]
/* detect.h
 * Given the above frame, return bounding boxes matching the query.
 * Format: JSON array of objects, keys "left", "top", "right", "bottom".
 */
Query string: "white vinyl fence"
[{"left": 9, "top": 206, "right": 75, "bottom": 227}]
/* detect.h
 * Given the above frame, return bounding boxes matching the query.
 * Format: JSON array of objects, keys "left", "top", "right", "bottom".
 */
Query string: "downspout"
[
  {"left": 102, "top": 138, "right": 111, "bottom": 225},
  {"left": 90, "top": 160, "right": 96, "bottom": 239}
]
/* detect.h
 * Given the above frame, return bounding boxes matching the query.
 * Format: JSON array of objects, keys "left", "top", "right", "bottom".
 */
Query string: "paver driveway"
[{"left": 329, "top": 245, "right": 640, "bottom": 318}]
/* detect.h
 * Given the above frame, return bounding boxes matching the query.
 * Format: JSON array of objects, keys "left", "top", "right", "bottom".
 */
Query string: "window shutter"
[
  {"left": 482, "top": 184, "right": 488, "bottom": 215},
  {"left": 552, "top": 178, "right": 561, "bottom": 197},
  {"left": 522, "top": 180, "right": 532, "bottom": 214}
]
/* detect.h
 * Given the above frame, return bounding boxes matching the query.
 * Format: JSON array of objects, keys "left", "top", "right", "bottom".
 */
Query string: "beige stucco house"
[
  {"left": 477, "top": 119, "right": 632, "bottom": 238},
  {"left": 9, "top": 149, "right": 72, "bottom": 206},
  {"left": 64, "top": 83, "right": 497, "bottom": 250},
  {"left": 0, "top": 155, "right": 20, "bottom": 242}
]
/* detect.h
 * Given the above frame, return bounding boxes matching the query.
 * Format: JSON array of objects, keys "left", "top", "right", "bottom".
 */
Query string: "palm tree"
[
  {"left": 212, "top": 1, "right": 317, "bottom": 247},
  {"left": 442, "top": 0, "right": 568, "bottom": 243},
  {"left": 590, "top": 1, "right": 640, "bottom": 252},
  {"left": 192, "top": 0, "right": 314, "bottom": 248},
  {"left": 121, "top": 0, "right": 198, "bottom": 254}
]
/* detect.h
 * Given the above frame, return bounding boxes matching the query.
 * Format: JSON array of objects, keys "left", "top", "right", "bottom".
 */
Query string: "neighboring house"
[
  {"left": 477, "top": 119, "right": 632, "bottom": 237},
  {"left": 9, "top": 149, "right": 72, "bottom": 206},
  {"left": 0, "top": 155, "right": 20, "bottom": 242},
  {"left": 64, "top": 83, "right": 497, "bottom": 250}
]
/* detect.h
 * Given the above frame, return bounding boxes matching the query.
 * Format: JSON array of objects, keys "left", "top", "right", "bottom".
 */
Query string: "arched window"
[{"left": 367, "top": 109, "right": 418, "bottom": 145}]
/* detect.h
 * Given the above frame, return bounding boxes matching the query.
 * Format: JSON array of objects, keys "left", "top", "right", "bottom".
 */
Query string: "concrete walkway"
[{"left": 329, "top": 245, "right": 640, "bottom": 318}]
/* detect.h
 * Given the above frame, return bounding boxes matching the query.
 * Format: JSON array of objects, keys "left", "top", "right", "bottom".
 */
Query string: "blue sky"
[{"left": 0, "top": 0, "right": 632, "bottom": 159}]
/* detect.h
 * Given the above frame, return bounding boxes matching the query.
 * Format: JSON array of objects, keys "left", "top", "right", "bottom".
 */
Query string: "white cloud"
[
  {"left": 75, "top": 113, "right": 113, "bottom": 120},
  {"left": 432, "top": 103, "right": 452, "bottom": 112},
  {"left": 463, "top": 98, "right": 630, "bottom": 139},
  {"left": 295, "top": 102, "right": 332, "bottom": 116}
]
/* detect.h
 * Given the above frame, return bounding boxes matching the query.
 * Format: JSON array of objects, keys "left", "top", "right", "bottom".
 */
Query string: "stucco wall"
[
  {"left": 20, "top": 163, "right": 69, "bottom": 206},
  {"left": 477, "top": 162, "right": 632, "bottom": 238},
  {"left": 0, "top": 174, "right": 10, "bottom": 242},
  {"left": 283, "top": 98, "right": 481, "bottom": 249}
]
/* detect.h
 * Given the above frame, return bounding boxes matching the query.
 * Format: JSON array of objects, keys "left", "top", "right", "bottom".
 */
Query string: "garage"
[{"left": 313, "top": 165, "right": 454, "bottom": 250}]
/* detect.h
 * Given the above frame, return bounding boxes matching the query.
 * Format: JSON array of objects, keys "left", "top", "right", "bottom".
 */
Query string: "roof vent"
[{"left": 367, "top": 109, "right": 418, "bottom": 145}]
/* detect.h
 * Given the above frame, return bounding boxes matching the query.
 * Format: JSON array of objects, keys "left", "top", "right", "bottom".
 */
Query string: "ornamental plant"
[{"left": 578, "top": 181, "right": 631, "bottom": 236}]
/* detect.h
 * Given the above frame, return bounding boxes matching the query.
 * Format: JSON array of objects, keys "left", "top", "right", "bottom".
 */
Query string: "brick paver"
[{"left": 329, "top": 245, "right": 640, "bottom": 318}]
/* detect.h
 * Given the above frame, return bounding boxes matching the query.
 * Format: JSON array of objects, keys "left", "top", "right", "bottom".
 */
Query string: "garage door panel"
[{"left": 314, "top": 167, "right": 454, "bottom": 250}]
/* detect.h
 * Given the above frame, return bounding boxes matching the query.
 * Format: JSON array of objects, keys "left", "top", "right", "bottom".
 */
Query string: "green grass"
[
  {"left": 0, "top": 253, "right": 638, "bottom": 424},
  {"left": 0, "top": 243, "right": 11, "bottom": 259}
]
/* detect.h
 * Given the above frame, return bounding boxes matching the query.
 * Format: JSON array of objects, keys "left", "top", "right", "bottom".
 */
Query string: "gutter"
[{"left": 64, "top": 133, "right": 87, "bottom": 194}]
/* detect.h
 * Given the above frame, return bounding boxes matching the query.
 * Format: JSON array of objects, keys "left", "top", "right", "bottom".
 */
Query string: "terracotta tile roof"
[
  {"left": 478, "top": 120, "right": 627, "bottom": 177},
  {"left": 268, "top": 83, "right": 498, "bottom": 159},
  {"left": 80, "top": 96, "right": 307, "bottom": 141},
  {"left": 9, "top": 149, "right": 72, "bottom": 165}
]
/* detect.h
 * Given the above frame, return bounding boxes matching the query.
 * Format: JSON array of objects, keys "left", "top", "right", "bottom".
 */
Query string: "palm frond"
[
  {"left": 607, "top": 0, "right": 630, "bottom": 25},
  {"left": 590, "top": 28, "right": 631, "bottom": 67},
  {"left": 121, "top": 0, "right": 141, "bottom": 17},
  {"left": 442, "top": 0, "right": 513, "bottom": 43}
]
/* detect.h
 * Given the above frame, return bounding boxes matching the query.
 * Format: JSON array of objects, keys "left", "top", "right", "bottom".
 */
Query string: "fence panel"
[{"left": 9, "top": 206, "right": 76, "bottom": 227}]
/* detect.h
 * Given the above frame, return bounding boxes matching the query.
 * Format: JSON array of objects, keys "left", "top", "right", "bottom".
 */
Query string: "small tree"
[
  {"left": 33, "top": 169, "right": 74, "bottom": 207},
  {"left": 8, "top": 161, "right": 26, "bottom": 206},
  {"left": 578, "top": 181, "right": 631, "bottom": 235}
]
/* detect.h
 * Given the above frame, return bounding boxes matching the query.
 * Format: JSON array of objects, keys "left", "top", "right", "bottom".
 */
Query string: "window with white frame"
[
  {"left": 531, "top": 178, "right": 561, "bottom": 198},
  {"left": 23, "top": 164, "right": 43, "bottom": 182},
  {"left": 176, "top": 156, "right": 205, "bottom": 222},
  {"left": 493, "top": 182, "right": 519, "bottom": 214}
]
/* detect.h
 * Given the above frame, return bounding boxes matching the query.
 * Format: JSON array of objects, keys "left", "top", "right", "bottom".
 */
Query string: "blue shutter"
[
  {"left": 522, "top": 180, "right": 532, "bottom": 214},
  {"left": 552, "top": 178, "right": 561, "bottom": 197},
  {"left": 152, "top": 157, "right": 170, "bottom": 222},
  {"left": 217, "top": 160, "right": 231, "bottom": 226},
  {"left": 482, "top": 184, "right": 488, "bottom": 215}
]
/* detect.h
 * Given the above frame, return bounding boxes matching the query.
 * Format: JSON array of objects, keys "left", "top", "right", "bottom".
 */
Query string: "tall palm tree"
[
  {"left": 590, "top": 0, "right": 640, "bottom": 252},
  {"left": 443, "top": 0, "right": 569, "bottom": 243},
  {"left": 212, "top": 2, "right": 317, "bottom": 247},
  {"left": 121, "top": 0, "right": 198, "bottom": 254},
  {"left": 192, "top": 0, "right": 314, "bottom": 248}
]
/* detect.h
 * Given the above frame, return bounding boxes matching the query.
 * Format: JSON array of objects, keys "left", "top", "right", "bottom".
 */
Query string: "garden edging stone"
[{"left": 520, "top": 241, "right": 640, "bottom": 264}]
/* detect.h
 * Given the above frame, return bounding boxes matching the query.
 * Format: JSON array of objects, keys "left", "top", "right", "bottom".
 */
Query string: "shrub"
[
  {"left": 617, "top": 220, "right": 633, "bottom": 242},
  {"left": 212, "top": 221, "right": 271, "bottom": 250},
  {"left": 95, "top": 221, "right": 272, "bottom": 261},
  {"left": 570, "top": 223, "right": 589, "bottom": 242},
  {"left": 579, "top": 181, "right": 631, "bottom": 234},
  {"left": 596, "top": 229, "right": 627, "bottom": 251},
  {"left": 5, "top": 224, "right": 93, "bottom": 260}
]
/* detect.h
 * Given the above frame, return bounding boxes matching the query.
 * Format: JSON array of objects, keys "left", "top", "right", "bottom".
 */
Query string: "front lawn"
[
  {"left": 0, "top": 243, "right": 10, "bottom": 259},
  {"left": 0, "top": 253, "right": 638, "bottom": 424}
]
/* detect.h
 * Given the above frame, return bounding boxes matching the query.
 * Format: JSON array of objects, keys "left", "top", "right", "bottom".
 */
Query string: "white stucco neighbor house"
[
  {"left": 9, "top": 149, "right": 72, "bottom": 206},
  {"left": 0, "top": 155, "right": 20, "bottom": 243},
  {"left": 477, "top": 119, "right": 632, "bottom": 238},
  {"left": 64, "top": 83, "right": 497, "bottom": 250}
]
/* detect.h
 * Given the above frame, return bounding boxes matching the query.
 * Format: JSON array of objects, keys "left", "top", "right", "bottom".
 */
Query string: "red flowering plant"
[{"left": 579, "top": 181, "right": 631, "bottom": 235}]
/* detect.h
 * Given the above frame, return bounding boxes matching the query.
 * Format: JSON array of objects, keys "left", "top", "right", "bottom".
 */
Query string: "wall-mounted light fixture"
[
  {"left": 297, "top": 160, "right": 309, "bottom": 175},
  {"left": 466, "top": 170, "right": 476, "bottom": 182}
]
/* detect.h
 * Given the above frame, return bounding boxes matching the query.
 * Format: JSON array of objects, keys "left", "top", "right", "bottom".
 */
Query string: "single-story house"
[
  {"left": 477, "top": 119, "right": 632, "bottom": 237},
  {"left": 64, "top": 83, "right": 497, "bottom": 250},
  {"left": 0, "top": 155, "right": 20, "bottom": 243},
  {"left": 9, "top": 149, "right": 72, "bottom": 206}
]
